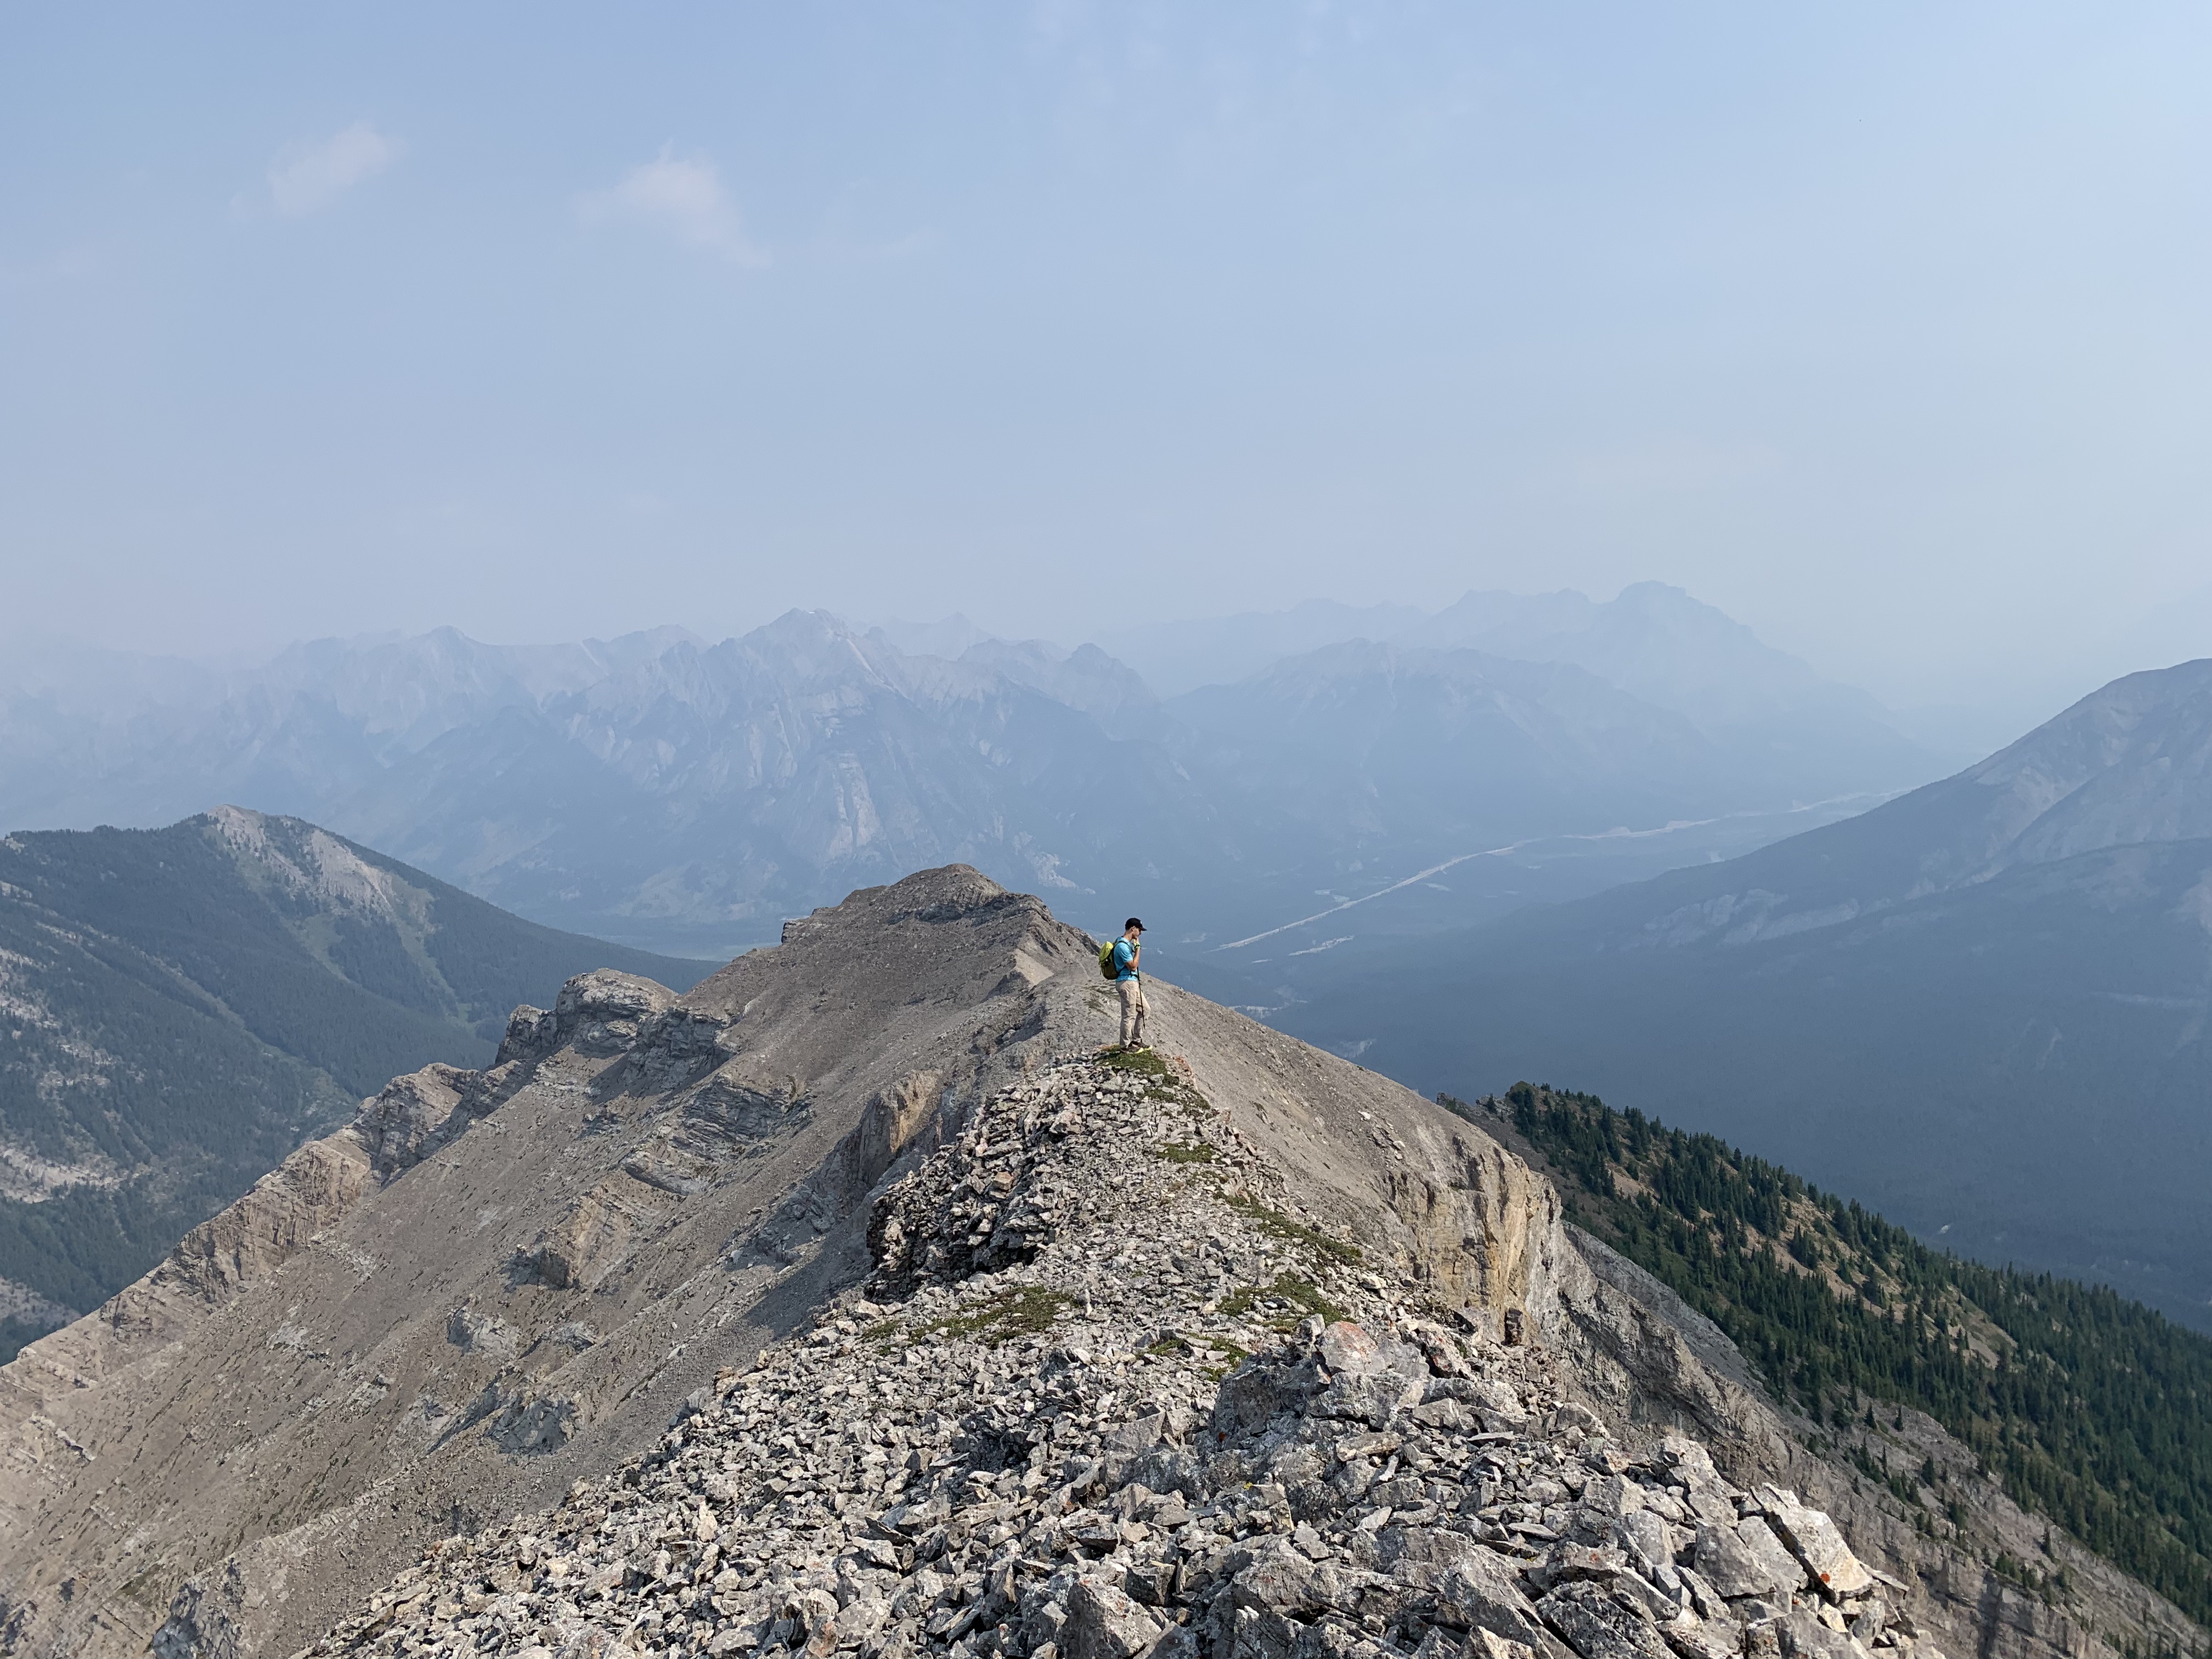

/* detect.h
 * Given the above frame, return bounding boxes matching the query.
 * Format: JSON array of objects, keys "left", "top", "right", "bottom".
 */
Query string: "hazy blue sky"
[{"left": 2, "top": 3, "right": 2205, "bottom": 719}]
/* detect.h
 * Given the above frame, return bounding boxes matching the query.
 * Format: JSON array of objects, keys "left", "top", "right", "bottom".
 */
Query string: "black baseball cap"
[{"left": 1125, "top": 917, "right": 1146, "bottom": 932}]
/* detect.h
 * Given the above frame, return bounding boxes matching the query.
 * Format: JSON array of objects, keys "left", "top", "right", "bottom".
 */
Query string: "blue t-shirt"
[{"left": 1112, "top": 938, "right": 1140, "bottom": 980}]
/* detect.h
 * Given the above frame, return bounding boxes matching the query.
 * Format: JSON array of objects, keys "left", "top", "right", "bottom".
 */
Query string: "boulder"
[
  {"left": 1581, "top": 1477, "right": 1647, "bottom": 1523},
  {"left": 1227, "top": 1603, "right": 1301, "bottom": 1659},
  {"left": 1064, "top": 1577, "right": 1166, "bottom": 1659},
  {"left": 1753, "top": 1491, "right": 1872, "bottom": 1600},
  {"left": 1234, "top": 1538, "right": 1346, "bottom": 1619},
  {"left": 1780, "top": 1609, "right": 1871, "bottom": 1659},
  {"left": 1429, "top": 1549, "right": 1555, "bottom": 1652},
  {"left": 1317, "top": 1370, "right": 1427, "bottom": 1430},
  {"left": 1474, "top": 1633, "right": 1544, "bottom": 1659},
  {"left": 1616, "top": 1513, "right": 1683, "bottom": 1595},
  {"left": 1321, "top": 1322, "right": 1387, "bottom": 1375},
  {"left": 1537, "top": 1582, "right": 1674, "bottom": 1659},
  {"left": 1663, "top": 1620, "right": 1743, "bottom": 1659},
  {"left": 1694, "top": 1523, "right": 1786, "bottom": 1601},
  {"left": 1655, "top": 1435, "right": 1721, "bottom": 1491},
  {"left": 1215, "top": 1355, "right": 1328, "bottom": 1435}
]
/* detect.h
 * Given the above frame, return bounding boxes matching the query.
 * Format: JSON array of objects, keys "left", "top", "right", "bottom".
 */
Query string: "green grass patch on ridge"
[
  {"left": 922, "top": 1286, "right": 1076, "bottom": 1346},
  {"left": 1153, "top": 1141, "right": 1218, "bottom": 1165},
  {"left": 1098, "top": 1047, "right": 1172, "bottom": 1079},
  {"left": 1220, "top": 1274, "right": 1346, "bottom": 1329},
  {"left": 1226, "top": 1195, "right": 1361, "bottom": 1264}
]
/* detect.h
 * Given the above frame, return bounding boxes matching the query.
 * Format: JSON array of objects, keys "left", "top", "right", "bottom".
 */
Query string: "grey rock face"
[
  {"left": 1535, "top": 1582, "right": 1674, "bottom": 1659},
  {"left": 1697, "top": 1522, "right": 1798, "bottom": 1601},
  {"left": 1755, "top": 1489, "right": 1872, "bottom": 1600},
  {"left": 290, "top": 1050, "right": 1942, "bottom": 1659},
  {"left": 1063, "top": 1577, "right": 1164, "bottom": 1659}
]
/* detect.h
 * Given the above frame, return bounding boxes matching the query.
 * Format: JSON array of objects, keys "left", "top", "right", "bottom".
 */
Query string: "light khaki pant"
[{"left": 1118, "top": 978, "right": 1149, "bottom": 1047}]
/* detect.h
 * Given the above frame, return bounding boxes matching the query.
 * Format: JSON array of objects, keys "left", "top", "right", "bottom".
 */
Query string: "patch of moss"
[
  {"left": 1225, "top": 1195, "right": 1362, "bottom": 1264},
  {"left": 1145, "top": 1328, "right": 1252, "bottom": 1381},
  {"left": 1154, "top": 1141, "right": 1218, "bottom": 1165},
  {"left": 1215, "top": 1286, "right": 1261, "bottom": 1320},
  {"left": 1093, "top": 1049, "right": 1215, "bottom": 1116},
  {"left": 1099, "top": 1047, "right": 1172, "bottom": 1078},
  {"left": 1203, "top": 1338, "right": 1252, "bottom": 1381},
  {"left": 862, "top": 1318, "right": 904, "bottom": 1346},
  {"left": 1218, "top": 1274, "right": 1347, "bottom": 1330},
  {"left": 924, "top": 1286, "right": 1076, "bottom": 1346}
]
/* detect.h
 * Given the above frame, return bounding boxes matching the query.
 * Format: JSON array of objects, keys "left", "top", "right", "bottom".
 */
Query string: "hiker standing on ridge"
[{"left": 1112, "top": 918, "right": 1148, "bottom": 1051}]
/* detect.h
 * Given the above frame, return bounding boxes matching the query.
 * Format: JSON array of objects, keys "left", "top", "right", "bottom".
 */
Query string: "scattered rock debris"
[{"left": 302, "top": 1057, "right": 1920, "bottom": 1659}]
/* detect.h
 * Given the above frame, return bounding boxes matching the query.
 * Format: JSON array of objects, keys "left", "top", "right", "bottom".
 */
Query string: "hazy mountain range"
[
  {"left": 4, "top": 591, "right": 2202, "bottom": 1328},
  {"left": 1238, "top": 658, "right": 2212, "bottom": 1327},
  {"left": 0, "top": 808, "right": 706, "bottom": 1357},
  {"left": 0, "top": 585, "right": 1949, "bottom": 957}
]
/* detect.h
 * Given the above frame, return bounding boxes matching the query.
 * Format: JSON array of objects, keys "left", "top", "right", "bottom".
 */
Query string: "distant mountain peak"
[
  {"left": 204, "top": 805, "right": 409, "bottom": 921},
  {"left": 1954, "top": 656, "right": 2212, "bottom": 877},
  {"left": 867, "top": 611, "right": 997, "bottom": 660}
]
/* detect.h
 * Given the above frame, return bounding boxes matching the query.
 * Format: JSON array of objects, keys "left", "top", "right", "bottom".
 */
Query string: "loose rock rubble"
[{"left": 302, "top": 1056, "right": 1931, "bottom": 1659}]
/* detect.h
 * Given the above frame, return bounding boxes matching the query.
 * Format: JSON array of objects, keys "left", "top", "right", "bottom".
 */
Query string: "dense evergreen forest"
[{"left": 1438, "top": 1083, "right": 2212, "bottom": 1627}]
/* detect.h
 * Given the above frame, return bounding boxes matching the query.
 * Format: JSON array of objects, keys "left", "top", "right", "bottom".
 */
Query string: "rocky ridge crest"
[
  {"left": 0, "top": 867, "right": 1576, "bottom": 1658},
  {"left": 294, "top": 1049, "right": 2166, "bottom": 1659},
  {"left": 0, "top": 868, "right": 2194, "bottom": 1659}
]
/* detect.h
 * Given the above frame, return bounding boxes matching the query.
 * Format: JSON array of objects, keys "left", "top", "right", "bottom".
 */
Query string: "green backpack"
[{"left": 1098, "top": 940, "right": 1121, "bottom": 981}]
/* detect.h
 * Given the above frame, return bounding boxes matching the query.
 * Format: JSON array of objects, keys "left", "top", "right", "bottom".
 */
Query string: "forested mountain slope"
[
  {"left": 0, "top": 808, "right": 708, "bottom": 1357},
  {"left": 1273, "top": 661, "right": 2212, "bottom": 1326},
  {"left": 1448, "top": 1084, "right": 2212, "bottom": 1626}
]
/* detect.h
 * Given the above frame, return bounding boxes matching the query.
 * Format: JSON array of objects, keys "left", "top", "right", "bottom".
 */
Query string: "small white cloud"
[
  {"left": 579, "top": 148, "right": 764, "bottom": 265},
  {"left": 267, "top": 122, "right": 402, "bottom": 216}
]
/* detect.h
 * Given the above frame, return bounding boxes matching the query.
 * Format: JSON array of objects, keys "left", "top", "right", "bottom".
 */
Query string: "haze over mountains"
[
  {"left": 1252, "top": 659, "right": 2212, "bottom": 1327},
  {"left": 0, "top": 635, "right": 2205, "bottom": 1655},
  {"left": 0, "top": 585, "right": 1947, "bottom": 958},
  {"left": 0, "top": 809, "right": 706, "bottom": 1358},
  {"left": 4, "top": 588, "right": 2203, "bottom": 1331}
]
